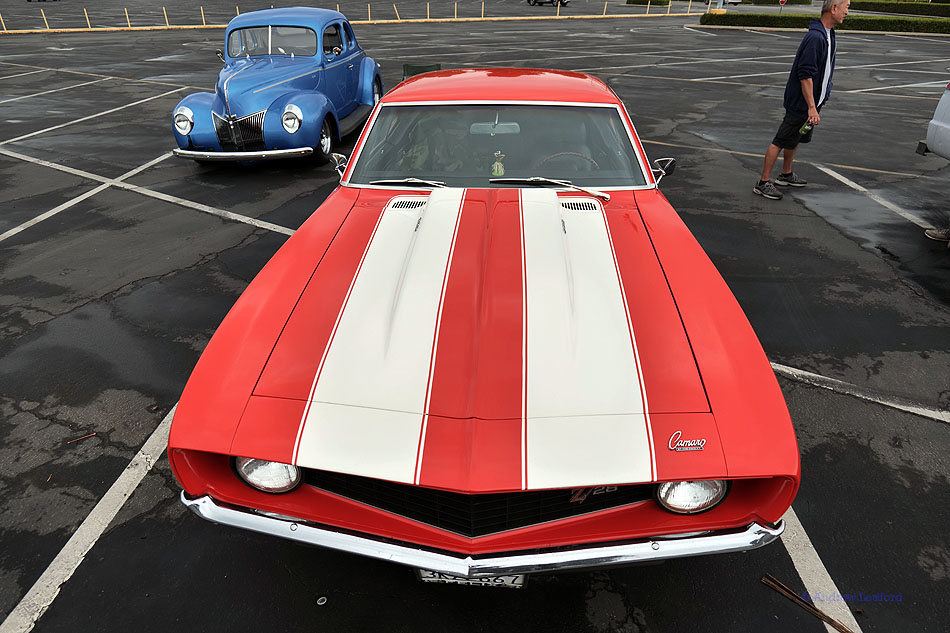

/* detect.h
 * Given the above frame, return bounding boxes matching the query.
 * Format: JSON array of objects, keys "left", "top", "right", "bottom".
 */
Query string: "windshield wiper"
[
  {"left": 369, "top": 177, "right": 446, "bottom": 188},
  {"left": 489, "top": 177, "right": 610, "bottom": 202}
]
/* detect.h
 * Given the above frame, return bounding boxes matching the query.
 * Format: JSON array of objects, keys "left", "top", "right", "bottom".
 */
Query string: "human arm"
[{"left": 800, "top": 77, "right": 820, "bottom": 126}]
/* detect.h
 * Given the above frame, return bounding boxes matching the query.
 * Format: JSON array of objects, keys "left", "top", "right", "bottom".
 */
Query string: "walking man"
[{"left": 754, "top": 0, "right": 850, "bottom": 200}]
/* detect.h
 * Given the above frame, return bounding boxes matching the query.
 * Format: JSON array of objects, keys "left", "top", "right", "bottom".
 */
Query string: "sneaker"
[
  {"left": 753, "top": 180, "right": 783, "bottom": 200},
  {"left": 924, "top": 228, "right": 950, "bottom": 242},
  {"left": 775, "top": 172, "right": 807, "bottom": 187}
]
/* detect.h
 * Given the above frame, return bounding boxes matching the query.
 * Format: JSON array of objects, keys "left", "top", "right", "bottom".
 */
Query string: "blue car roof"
[{"left": 226, "top": 6, "right": 346, "bottom": 31}]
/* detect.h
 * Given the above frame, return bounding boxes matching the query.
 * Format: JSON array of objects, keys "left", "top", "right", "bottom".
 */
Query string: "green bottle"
[{"left": 799, "top": 121, "right": 813, "bottom": 135}]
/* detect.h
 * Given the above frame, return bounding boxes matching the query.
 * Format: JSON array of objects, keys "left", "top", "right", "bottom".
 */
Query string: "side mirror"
[
  {"left": 216, "top": 49, "right": 226, "bottom": 64},
  {"left": 651, "top": 157, "right": 676, "bottom": 184},
  {"left": 330, "top": 153, "right": 348, "bottom": 178}
]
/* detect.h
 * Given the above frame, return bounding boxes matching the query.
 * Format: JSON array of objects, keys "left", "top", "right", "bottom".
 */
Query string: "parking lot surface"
[{"left": 1, "top": 3, "right": 948, "bottom": 632}]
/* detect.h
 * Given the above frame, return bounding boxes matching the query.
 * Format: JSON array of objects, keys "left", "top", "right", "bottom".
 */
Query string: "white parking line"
[
  {"left": 0, "top": 87, "right": 185, "bottom": 146},
  {"left": 0, "top": 147, "right": 295, "bottom": 238},
  {"left": 114, "top": 182, "right": 296, "bottom": 236},
  {"left": 0, "top": 78, "right": 110, "bottom": 105},
  {"left": 745, "top": 29, "right": 792, "bottom": 39},
  {"left": 813, "top": 164, "right": 933, "bottom": 229},
  {"left": 0, "top": 69, "right": 52, "bottom": 81},
  {"left": 781, "top": 507, "right": 865, "bottom": 633},
  {"left": 0, "top": 153, "right": 172, "bottom": 244},
  {"left": 849, "top": 80, "right": 948, "bottom": 93},
  {"left": 771, "top": 362, "right": 950, "bottom": 424},
  {"left": 0, "top": 407, "right": 176, "bottom": 633}
]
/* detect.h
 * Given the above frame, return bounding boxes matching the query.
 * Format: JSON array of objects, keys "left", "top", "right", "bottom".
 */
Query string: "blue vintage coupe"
[{"left": 172, "top": 7, "right": 382, "bottom": 162}]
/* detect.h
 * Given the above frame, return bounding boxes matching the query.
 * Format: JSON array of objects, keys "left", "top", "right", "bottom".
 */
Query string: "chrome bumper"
[
  {"left": 181, "top": 493, "right": 785, "bottom": 577},
  {"left": 172, "top": 147, "right": 313, "bottom": 161}
]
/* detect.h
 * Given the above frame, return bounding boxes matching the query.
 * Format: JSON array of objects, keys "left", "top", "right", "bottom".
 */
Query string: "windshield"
[
  {"left": 227, "top": 26, "right": 318, "bottom": 57},
  {"left": 348, "top": 104, "right": 648, "bottom": 188}
]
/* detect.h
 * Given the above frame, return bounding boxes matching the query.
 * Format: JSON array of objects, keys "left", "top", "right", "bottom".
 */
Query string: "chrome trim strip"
[
  {"left": 222, "top": 59, "right": 260, "bottom": 116},
  {"left": 251, "top": 52, "right": 364, "bottom": 93},
  {"left": 181, "top": 493, "right": 785, "bottom": 577},
  {"left": 172, "top": 147, "right": 313, "bottom": 161}
]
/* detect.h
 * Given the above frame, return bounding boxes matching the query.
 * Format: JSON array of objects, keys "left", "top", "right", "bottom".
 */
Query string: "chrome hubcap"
[{"left": 320, "top": 124, "right": 331, "bottom": 154}]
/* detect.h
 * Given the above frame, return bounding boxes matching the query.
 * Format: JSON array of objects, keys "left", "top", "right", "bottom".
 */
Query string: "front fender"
[
  {"left": 357, "top": 56, "right": 382, "bottom": 105},
  {"left": 172, "top": 92, "right": 219, "bottom": 151},
  {"left": 266, "top": 91, "right": 335, "bottom": 147}
]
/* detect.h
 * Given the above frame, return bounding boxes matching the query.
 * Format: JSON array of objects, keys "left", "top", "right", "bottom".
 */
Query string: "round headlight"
[
  {"left": 655, "top": 480, "right": 728, "bottom": 514},
  {"left": 173, "top": 106, "right": 194, "bottom": 135},
  {"left": 281, "top": 104, "right": 302, "bottom": 134},
  {"left": 234, "top": 457, "right": 302, "bottom": 494}
]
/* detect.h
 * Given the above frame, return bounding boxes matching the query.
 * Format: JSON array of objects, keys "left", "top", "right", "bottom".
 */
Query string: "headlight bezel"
[
  {"left": 173, "top": 106, "right": 194, "bottom": 135},
  {"left": 232, "top": 457, "right": 303, "bottom": 494},
  {"left": 654, "top": 479, "right": 729, "bottom": 515},
  {"left": 281, "top": 104, "right": 303, "bottom": 134}
]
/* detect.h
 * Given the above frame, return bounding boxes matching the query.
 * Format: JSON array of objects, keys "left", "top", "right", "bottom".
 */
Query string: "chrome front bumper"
[
  {"left": 172, "top": 147, "right": 313, "bottom": 161},
  {"left": 181, "top": 493, "right": 785, "bottom": 577}
]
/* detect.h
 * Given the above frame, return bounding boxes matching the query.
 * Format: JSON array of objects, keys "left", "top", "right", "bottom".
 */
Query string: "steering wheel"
[{"left": 534, "top": 152, "right": 599, "bottom": 170}]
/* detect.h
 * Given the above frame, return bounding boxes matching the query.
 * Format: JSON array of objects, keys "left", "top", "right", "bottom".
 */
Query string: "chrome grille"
[{"left": 213, "top": 110, "right": 267, "bottom": 152}]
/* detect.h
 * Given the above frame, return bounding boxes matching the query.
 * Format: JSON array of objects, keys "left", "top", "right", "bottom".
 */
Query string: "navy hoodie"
[{"left": 784, "top": 18, "right": 836, "bottom": 117}]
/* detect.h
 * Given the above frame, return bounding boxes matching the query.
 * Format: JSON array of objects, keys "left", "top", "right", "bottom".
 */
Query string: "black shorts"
[{"left": 772, "top": 111, "right": 815, "bottom": 150}]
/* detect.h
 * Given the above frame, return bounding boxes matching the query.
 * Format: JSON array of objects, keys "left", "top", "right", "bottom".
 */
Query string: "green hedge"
[
  {"left": 626, "top": 0, "right": 671, "bottom": 5},
  {"left": 751, "top": 0, "right": 812, "bottom": 5},
  {"left": 850, "top": 0, "right": 950, "bottom": 15},
  {"left": 699, "top": 12, "right": 950, "bottom": 32}
]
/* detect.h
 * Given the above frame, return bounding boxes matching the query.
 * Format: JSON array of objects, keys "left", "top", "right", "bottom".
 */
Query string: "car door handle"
[{"left": 348, "top": 64, "right": 354, "bottom": 70}]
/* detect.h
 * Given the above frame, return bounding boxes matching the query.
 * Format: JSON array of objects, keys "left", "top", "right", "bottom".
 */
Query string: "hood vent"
[
  {"left": 388, "top": 197, "right": 429, "bottom": 211},
  {"left": 560, "top": 199, "right": 600, "bottom": 212}
]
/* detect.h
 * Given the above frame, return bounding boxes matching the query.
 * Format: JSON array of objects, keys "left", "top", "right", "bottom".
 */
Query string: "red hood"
[{"left": 254, "top": 188, "right": 708, "bottom": 417}]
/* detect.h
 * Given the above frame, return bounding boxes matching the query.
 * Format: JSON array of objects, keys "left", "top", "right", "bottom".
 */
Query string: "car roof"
[
  {"left": 226, "top": 6, "right": 346, "bottom": 31},
  {"left": 381, "top": 68, "right": 621, "bottom": 105}
]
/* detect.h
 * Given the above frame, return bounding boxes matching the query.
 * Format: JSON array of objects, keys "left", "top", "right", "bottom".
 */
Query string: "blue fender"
[
  {"left": 172, "top": 92, "right": 219, "bottom": 151},
  {"left": 265, "top": 91, "right": 336, "bottom": 147},
  {"left": 357, "top": 56, "right": 383, "bottom": 105}
]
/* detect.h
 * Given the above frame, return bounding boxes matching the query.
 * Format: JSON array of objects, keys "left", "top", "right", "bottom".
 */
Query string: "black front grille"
[
  {"left": 213, "top": 110, "right": 266, "bottom": 152},
  {"left": 305, "top": 470, "right": 654, "bottom": 538}
]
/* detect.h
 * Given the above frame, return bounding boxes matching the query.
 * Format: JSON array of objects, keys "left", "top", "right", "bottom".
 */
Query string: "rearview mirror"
[
  {"left": 652, "top": 157, "right": 676, "bottom": 184},
  {"left": 216, "top": 49, "right": 226, "bottom": 64},
  {"left": 470, "top": 122, "right": 520, "bottom": 136},
  {"left": 330, "top": 153, "right": 348, "bottom": 179}
]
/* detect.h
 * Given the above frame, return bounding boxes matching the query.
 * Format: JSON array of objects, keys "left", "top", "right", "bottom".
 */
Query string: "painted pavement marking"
[{"left": 0, "top": 407, "right": 176, "bottom": 633}]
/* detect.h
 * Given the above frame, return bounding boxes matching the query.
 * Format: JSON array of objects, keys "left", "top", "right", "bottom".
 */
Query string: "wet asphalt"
[{"left": 0, "top": 2, "right": 948, "bottom": 632}]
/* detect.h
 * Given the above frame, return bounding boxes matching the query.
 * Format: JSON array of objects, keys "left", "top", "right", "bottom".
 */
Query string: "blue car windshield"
[
  {"left": 227, "top": 26, "right": 317, "bottom": 57},
  {"left": 348, "top": 104, "right": 648, "bottom": 188}
]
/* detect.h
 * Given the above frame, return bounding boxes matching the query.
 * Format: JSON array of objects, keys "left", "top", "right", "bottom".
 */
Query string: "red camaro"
[{"left": 168, "top": 69, "right": 799, "bottom": 588}]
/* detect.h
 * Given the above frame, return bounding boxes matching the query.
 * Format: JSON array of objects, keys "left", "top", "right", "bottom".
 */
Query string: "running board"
[{"left": 339, "top": 104, "right": 373, "bottom": 138}]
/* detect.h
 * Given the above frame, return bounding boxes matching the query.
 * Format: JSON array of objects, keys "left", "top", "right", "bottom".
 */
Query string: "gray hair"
[{"left": 821, "top": 0, "right": 844, "bottom": 13}]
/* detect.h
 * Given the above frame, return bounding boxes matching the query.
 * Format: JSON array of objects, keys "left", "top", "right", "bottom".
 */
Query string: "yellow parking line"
[{"left": 0, "top": 11, "right": 708, "bottom": 35}]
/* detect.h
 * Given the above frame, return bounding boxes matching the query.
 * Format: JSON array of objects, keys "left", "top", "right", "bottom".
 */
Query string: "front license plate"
[{"left": 416, "top": 569, "right": 525, "bottom": 588}]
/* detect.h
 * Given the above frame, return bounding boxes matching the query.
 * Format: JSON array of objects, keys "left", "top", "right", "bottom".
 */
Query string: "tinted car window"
[{"left": 349, "top": 104, "right": 647, "bottom": 188}]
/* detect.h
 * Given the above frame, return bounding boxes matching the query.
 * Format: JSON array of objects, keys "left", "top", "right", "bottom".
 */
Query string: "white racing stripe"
[
  {"left": 522, "top": 190, "right": 652, "bottom": 489},
  {"left": 295, "top": 189, "right": 464, "bottom": 484}
]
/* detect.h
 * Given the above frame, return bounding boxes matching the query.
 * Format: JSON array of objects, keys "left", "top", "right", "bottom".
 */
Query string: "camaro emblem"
[{"left": 668, "top": 430, "right": 706, "bottom": 452}]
